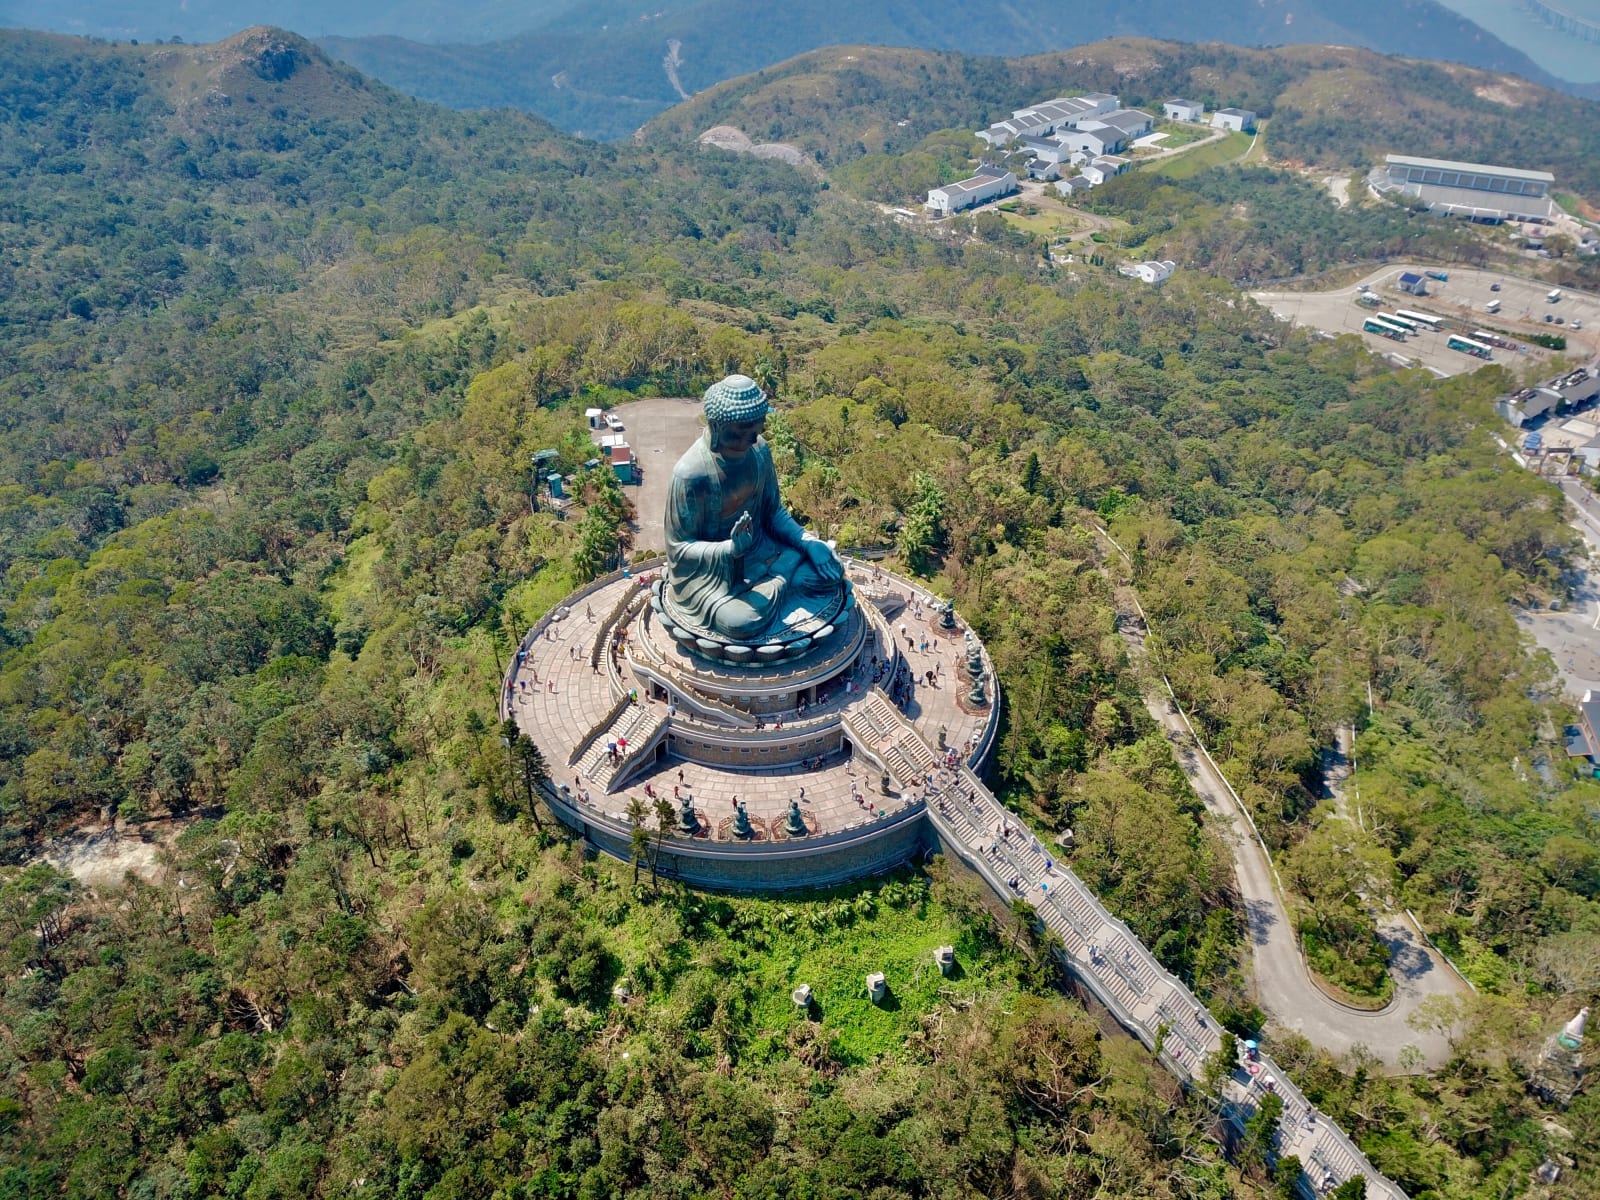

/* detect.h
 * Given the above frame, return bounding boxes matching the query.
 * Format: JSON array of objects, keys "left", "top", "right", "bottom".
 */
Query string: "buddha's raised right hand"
[{"left": 730, "top": 510, "right": 755, "bottom": 554}]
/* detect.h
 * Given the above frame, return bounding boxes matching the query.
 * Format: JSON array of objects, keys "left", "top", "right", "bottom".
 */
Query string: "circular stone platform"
[{"left": 503, "top": 560, "right": 1001, "bottom": 891}]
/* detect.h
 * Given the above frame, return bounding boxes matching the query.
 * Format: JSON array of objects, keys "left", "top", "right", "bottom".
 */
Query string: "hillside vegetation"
[
  {"left": 316, "top": 0, "right": 1578, "bottom": 140},
  {"left": 645, "top": 40, "right": 1600, "bottom": 202},
  {"left": 2, "top": 26, "right": 1599, "bottom": 1200}
]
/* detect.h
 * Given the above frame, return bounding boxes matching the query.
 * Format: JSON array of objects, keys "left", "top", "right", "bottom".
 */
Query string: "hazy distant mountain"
[
  {"left": 1, "top": 0, "right": 1579, "bottom": 140},
  {"left": 0, "top": 0, "right": 583, "bottom": 43}
]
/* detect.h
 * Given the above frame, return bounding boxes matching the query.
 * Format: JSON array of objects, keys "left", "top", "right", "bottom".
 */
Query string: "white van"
[
  {"left": 1485, "top": 299, "right": 1501, "bottom": 313},
  {"left": 1548, "top": 289, "right": 1563, "bottom": 303}
]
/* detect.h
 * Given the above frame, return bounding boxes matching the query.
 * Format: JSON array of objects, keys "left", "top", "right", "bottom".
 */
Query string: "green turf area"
[
  {"left": 1149, "top": 120, "right": 1213, "bottom": 149},
  {"left": 1145, "top": 130, "right": 1254, "bottom": 179},
  {"left": 601, "top": 869, "right": 1024, "bottom": 1068},
  {"left": 997, "top": 204, "right": 1103, "bottom": 239}
]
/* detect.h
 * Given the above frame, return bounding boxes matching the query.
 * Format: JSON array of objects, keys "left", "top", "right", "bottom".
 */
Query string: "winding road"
[{"left": 1103, "top": 547, "right": 1469, "bottom": 1070}]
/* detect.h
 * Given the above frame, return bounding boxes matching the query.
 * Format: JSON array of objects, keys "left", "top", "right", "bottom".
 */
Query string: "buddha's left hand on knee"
[{"left": 801, "top": 537, "right": 844, "bottom": 582}]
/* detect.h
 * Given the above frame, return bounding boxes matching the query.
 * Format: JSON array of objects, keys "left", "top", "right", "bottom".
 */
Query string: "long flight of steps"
[{"left": 920, "top": 765, "right": 1406, "bottom": 1200}]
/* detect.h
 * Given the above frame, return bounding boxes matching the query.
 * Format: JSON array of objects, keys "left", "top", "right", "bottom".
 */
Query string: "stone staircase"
[
  {"left": 576, "top": 702, "right": 665, "bottom": 792},
  {"left": 850, "top": 689, "right": 940, "bottom": 790},
  {"left": 920, "top": 770, "right": 1406, "bottom": 1200}
]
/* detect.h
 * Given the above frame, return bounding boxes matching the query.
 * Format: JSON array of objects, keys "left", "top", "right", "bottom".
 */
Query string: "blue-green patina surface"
[{"left": 656, "top": 375, "right": 849, "bottom": 656}]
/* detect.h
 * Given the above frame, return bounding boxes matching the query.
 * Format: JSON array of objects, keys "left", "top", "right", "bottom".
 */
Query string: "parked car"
[
  {"left": 1490, "top": 282, "right": 1502, "bottom": 291},
  {"left": 1546, "top": 314, "right": 1555, "bottom": 323},
  {"left": 606, "top": 414, "right": 625, "bottom": 431}
]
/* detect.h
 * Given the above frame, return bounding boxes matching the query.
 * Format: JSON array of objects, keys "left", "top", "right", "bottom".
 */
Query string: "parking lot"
[
  {"left": 590, "top": 396, "right": 703, "bottom": 555},
  {"left": 1251, "top": 263, "right": 1600, "bottom": 376}
]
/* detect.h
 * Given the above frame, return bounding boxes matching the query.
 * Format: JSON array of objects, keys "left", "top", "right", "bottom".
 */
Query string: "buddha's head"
[{"left": 704, "top": 374, "right": 770, "bottom": 459}]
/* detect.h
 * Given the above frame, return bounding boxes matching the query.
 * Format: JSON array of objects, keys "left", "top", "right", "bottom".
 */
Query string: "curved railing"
[
  {"left": 846, "top": 560, "right": 1002, "bottom": 773},
  {"left": 501, "top": 558, "right": 665, "bottom": 721}
]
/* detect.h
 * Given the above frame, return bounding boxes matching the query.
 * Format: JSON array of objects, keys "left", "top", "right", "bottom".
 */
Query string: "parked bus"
[
  {"left": 1394, "top": 309, "right": 1444, "bottom": 330},
  {"left": 1377, "top": 311, "right": 1419, "bottom": 332},
  {"left": 1448, "top": 334, "right": 1493, "bottom": 359},
  {"left": 1364, "top": 316, "right": 1410, "bottom": 341},
  {"left": 1472, "top": 330, "right": 1514, "bottom": 350}
]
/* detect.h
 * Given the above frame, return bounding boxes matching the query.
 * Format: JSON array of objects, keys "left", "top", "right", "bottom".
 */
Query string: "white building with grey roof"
[
  {"left": 975, "top": 93, "right": 1119, "bottom": 146},
  {"left": 1056, "top": 125, "right": 1121, "bottom": 158},
  {"left": 1084, "top": 109, "right": 1154, "bottom": 139},
  {"left": 925, "top": 168, "right": 1018, "bottom": 216},
  {"left": 1369, "top": 154, "right": 1557, "bottom": 222},
  {"left": 1211, "top": 107, "right": 1257, "bottom": 132}
]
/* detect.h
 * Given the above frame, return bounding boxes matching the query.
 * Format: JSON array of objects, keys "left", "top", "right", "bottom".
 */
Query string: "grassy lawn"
[
  {"left": 594, "top": 867, "right": 1025, "bottom": 1068},
  {"left": 1150, "top": 119, "right": 1211, "bottom": 148},
  {"left": 1240, "top": 121, "right": 1267, "bottom": 164},
  {"left": 1553, "top": 191, "right": 1589, "bottom": 219},
  {"left": 998, "top": 202, "right": 1093, "bottom": 239},
  {"left": 1148, "top": 130, "right": 1253, "bottom": 179}
]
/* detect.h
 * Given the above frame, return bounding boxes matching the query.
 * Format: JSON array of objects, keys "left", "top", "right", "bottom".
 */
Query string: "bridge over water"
[{"left": 1526, "top": 0, "right": 1600, "bottom": 43}]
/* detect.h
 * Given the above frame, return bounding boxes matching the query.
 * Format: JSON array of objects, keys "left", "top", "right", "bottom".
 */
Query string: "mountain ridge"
[
  {"left": 314, "top": 0, "right": 1583, "bottom": 140},
  {"left": 641, "top": 39, "right": 1600, "bottom": 202}
]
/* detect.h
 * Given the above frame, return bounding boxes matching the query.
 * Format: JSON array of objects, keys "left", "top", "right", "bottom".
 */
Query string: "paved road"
[
  {"left": 1107, "top": 572, "right": 1466, "bottom": 1069},
  {"left": 927, "top": 755, "right": 1405, "bottom": 1200},
  {"left": 592, "top": 396, "right": 704, "bottom": 555}
]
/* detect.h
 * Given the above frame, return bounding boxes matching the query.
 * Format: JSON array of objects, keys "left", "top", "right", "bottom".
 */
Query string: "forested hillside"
[
  {"left": 645, "top": 40, "right": 1600, "bottom": 202},
  {"left": 316, "top": 0, "right": 1575, "bottom": 141},
  {"left": 2, "top": 27, "right": 1599, "bottom": 1200}
]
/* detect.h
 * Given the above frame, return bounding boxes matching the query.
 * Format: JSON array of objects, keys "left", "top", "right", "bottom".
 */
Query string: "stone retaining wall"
[{"left": 544, "top": 784, "right": 931, "bottom": 891}]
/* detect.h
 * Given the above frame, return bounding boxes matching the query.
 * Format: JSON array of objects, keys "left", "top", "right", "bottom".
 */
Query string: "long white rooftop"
[{"left": 1385, "top": 154, "right": 1554, "bottom": 184}]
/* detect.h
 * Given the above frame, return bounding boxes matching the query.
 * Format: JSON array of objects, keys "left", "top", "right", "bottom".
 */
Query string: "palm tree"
[
  {"left": 651, "top": 797, "right": 675, "bottom": 890},
  {"left": 625, "top": 796, "right": 649, "bottom": 887}
]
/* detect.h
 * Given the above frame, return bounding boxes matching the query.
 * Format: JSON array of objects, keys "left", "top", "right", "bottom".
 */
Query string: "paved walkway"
[
  {"left": 1101, "top": 545, "right": 1467, "bottom": 1070},
  {"left": 507, "top": 567, "right": 995, "bottom": 838},
  {"left": 590, "top": 396, "right": 704, "bottom": 555},
  {"left": 506, "top": 560, "right": 1408, "bottom": 1195}
]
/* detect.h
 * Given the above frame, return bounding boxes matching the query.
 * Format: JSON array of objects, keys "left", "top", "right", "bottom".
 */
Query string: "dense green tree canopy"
[{"left": 2, "top": 28, "right": 1598, "bottom": 1200}]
